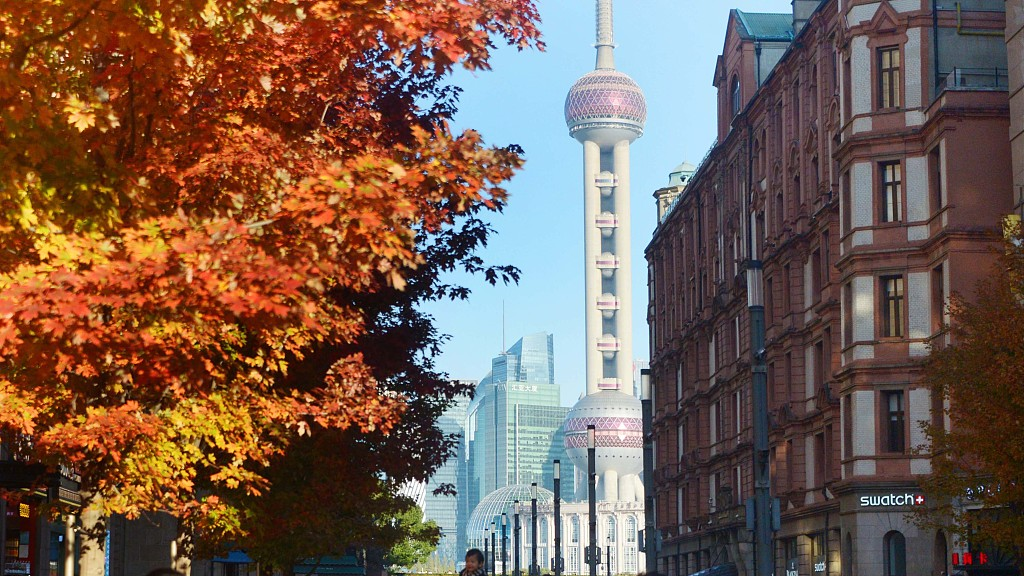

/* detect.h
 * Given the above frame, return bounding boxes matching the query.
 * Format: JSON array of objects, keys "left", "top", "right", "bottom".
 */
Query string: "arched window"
[
  {"left": 884, "top": 531, "right": 907, "bottom": 576},
  {"left": 571, "top": 516, "right": 580, "bottom": 544},
  {"left": 731, "top": 75, "right": 742, "bottom": 116},
  {"left": 540, "top": 518, "right": 548, "bottom": 542},
  {"left": 626, "top": 516, "right": 637, "bottom": 543},
  {"left": 607, "top": 516, "right": 617, "bottom": 543}
]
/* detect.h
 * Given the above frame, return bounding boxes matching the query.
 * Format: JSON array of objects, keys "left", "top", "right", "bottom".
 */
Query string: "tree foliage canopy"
[
  {"left": 923, "top": 226, "right": 1024, "bottom": 565},
  {"left": 0, "top": 0, "right": 540, "bottom": 548}
]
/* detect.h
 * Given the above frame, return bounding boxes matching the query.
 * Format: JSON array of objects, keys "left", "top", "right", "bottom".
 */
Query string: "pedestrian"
[{"left": 461, "top": 548, "right": 486, "bottom": 576}]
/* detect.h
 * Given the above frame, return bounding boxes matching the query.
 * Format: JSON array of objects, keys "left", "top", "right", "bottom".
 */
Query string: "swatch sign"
[{"left": 858, "top": 493, "right": 925, "bottom": 507}]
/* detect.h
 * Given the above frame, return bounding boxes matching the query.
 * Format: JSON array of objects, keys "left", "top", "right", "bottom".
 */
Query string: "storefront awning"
[{"left": 213, "top": 550, "right": 254, "bottom": 564}]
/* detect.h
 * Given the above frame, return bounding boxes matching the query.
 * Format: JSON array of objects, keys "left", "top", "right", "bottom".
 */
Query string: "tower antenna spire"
[{"left": 595, "top": 0, "right": 614, "bottom": 69}]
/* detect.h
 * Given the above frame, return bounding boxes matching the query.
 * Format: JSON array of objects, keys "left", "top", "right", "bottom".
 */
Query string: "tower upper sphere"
[{"left": 564, "top": 70, "right": 647, "bottom": 142}]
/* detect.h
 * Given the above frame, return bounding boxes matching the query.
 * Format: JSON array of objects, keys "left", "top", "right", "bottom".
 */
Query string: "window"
[
  {"left": 677, "top": 424, "right": 684, "bottom": 461},
  {"left": 929, "top": 146, "right": 942, "bottom": 214},
  {"left": 825, "top": 423, "right": 835, "bottom": 481},
  {"left": 734, "top": 465, "right": 743, "bottom": 501},
  {"left": 731, "top": 75, "right": 742, "bottom": 117},
  {"left": 811, "top": 533, "right": 826, "bottom": 568},
  {"left": 884, "top": 531, "right": 907, "bottom": 576},
  {"left": 626, "top": 516, "right": 637, "bottom": 543},
  {"left": 843, "top": 282, "right": 853, "bottom": 346},
  {"left": 571, "top": 516, "right": 580, "bottom": 543},
  {"left": 880, "top": 161, "right": 902, "bottom": 223},
  {"left": 842, "top": 170, "right": 852, "bottom": 233},
  {"left": 676, "top": 362, "right": 683, "bottom": 403},
  {"left": 822, "top": 231, "right": 830, "bottom": 286},
  {"left": 766, "top": 277, "right": 775, "bottom": 324},
  {"left": 734, "top": 316, "right": 741, "bottom": 359},
  {"left": 812, "top": 248, "right": 822, "bottom": 297},
  {"left": 711, "top": 401, "right": 722, "bottom": 444},
  {"left": 881, "top": 275, "right": 905, "bottom": 338},
  {"left": 782, "top": 263, "right": 791, "bottom": 316},
  {"left": 775, "top": 192, "right": 785, "bottom": 235},
  {"left": 878, "top": 46, "right": 901, "bottom": 109},
  {"left": 733, "top": 390, "right": 743, "bottom": 435},
  {"left": 843, "top": 395, "right": 853, "bottom": 460},
  {"left": 815, "top": 340, "right": 825, "bottom": 388},
  {"left": 607, "top": 516, "right": 616, "bottom": 543},
  {"left": 883, "top": 390, "right": 906, "bottom": 453},
  {"left": 814, "top": 432, "right": 826, "bottom": 487},
  {"left": 932, "top": 264, "right": 945, "bottom": 334}
]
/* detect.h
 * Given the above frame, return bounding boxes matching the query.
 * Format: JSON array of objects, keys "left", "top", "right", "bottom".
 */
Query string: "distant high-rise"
[
  {"left": 421, "top": 386, "right": 472, "bottom": 566},
  {"left": 457, "top": 332, "right": 575, "bottom": 559}
]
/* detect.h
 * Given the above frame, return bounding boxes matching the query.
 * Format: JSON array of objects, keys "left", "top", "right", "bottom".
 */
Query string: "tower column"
[
  {"left": 584, "top": 140, "right": 603, "bottom": 396},
  {"left": 612, "top": 140, "right": 633, "bottom": 390}
]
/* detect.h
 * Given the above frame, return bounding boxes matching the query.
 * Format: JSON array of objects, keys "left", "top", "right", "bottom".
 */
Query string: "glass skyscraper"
[
  {"left": 457, "top": 332, "right": 576, "bottom": 556},
  {"left": 421, "top": 386, "right": 472, "bottom": 567}
]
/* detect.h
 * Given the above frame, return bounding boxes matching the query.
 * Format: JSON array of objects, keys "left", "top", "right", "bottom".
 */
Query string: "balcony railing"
[{"left": 942, "top": 67, "right": 1008, "bottom": 91}]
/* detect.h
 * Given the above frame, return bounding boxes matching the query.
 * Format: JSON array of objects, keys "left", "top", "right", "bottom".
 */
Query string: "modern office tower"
[
  {"left": 458, "top": 333, "right": 575, "bottom": 561},
  {"left": 421, "top": 388, "right": 472, "bottom": 566},
  {"left": 562, "top": 0, "right": 645, "bottom": 504}
]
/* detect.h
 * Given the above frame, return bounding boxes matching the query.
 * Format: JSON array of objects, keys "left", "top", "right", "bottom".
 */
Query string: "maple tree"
[
  {"left": 0, "top": 0, "right": 540, "bottom": 553},
  {"left": 921, "top": 225, "right": 1024, "bottom": 569}
]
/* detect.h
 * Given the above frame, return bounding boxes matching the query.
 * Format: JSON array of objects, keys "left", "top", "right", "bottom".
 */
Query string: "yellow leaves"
[
  {"left": 64, "top": 96, "right": 96, "bottom": 131},
  {"left": 63, "top": 94, "right": 119, "bottom": 132},
  {"left": 200, "top": 0, "right": 223, "bottom": 27}
]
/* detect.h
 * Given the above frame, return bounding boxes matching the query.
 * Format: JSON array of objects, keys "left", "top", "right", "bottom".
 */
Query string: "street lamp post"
[
  {"left": 530, "top": 482, "right": 538, "bottom": 576},
  {"left": 587, "top": 424, "right": 597, "bottom": 576},
  {"left": 748, "top": 259, "right": 774, "bottom": 576},
  {"left": 485, "top": 527, "right": 490, "bottom": 576},
  {"left": 606, "top": 536, "right": 611, "bottom": 576},
  {"left": 514, "top": 500, "right": 521, "bottom": 576},
  {"left": 502, "top": 513, "right": 508, "bottom": 576},
  {"left": 553, "top": 460, "right": 562, "bottom": 576},
  {"left": 492, "top": 520, "right": 497, "bottom": 576}
]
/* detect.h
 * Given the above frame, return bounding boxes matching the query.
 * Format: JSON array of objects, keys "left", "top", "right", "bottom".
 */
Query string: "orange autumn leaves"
[{"left": 0, "top": 0, "right": 540, "bottom": 534}]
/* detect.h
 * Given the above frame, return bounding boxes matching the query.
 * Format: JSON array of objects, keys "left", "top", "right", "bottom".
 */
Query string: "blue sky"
[{"left": 423, "top": 1, "right": 795, "bottom": 406}]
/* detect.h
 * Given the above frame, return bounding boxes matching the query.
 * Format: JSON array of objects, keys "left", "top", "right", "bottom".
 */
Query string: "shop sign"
[
  {"left": 813, "top": 557, "right": 826, "bottom": 573},
  {"left": 858, "top": 493, "right": 925, "bottom": 507},
  {"left": 785, "top": 559, "right": 798, "bottom": 576}
]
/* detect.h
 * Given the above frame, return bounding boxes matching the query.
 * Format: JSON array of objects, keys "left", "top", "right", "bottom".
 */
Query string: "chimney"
[{"left": 792, "top": 0, "right": 821, "bottom": 34}]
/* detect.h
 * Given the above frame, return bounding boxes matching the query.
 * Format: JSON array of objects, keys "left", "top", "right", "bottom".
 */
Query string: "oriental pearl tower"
[{"left": 563, "top": 0, "right": 646, "bottom": 503}]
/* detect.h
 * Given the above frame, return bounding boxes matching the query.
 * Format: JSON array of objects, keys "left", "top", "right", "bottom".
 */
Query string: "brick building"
[{"left": 645, "top": 1, "right": 1011, "bottom": 575}]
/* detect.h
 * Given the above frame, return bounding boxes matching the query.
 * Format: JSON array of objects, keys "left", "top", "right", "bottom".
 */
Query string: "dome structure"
[
  {"left": 564, "top": 70, "right": 647, "bottom": 145},
  {"left": 563, "top": 390, "right": 643, "bottom": 477},
  {"left": 466, "top": 484, "right": 555, "bottom": 546}
]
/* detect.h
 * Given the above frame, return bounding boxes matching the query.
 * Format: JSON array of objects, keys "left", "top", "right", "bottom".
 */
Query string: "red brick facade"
[{"left": 645, "top": 2, "right": 1011, "bottom": 575}]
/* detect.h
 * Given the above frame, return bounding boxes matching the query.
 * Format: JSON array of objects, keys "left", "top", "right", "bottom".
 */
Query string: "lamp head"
[
  {"left": 554, "top": 459, "right": 560, "bottom": 479},
  {"left": 587, "top": 424, "right": 596, "bottom": 449}
]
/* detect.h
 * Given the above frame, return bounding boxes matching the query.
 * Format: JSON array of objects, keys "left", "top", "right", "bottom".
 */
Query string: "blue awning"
[{"left": 213, "top": 550, "right": 254, "bottom": 564}]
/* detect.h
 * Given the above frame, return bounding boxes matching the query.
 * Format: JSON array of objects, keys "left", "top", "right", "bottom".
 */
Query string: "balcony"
[{"left": 942, "top": 67, "right": 1008, "bottom": 91}]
